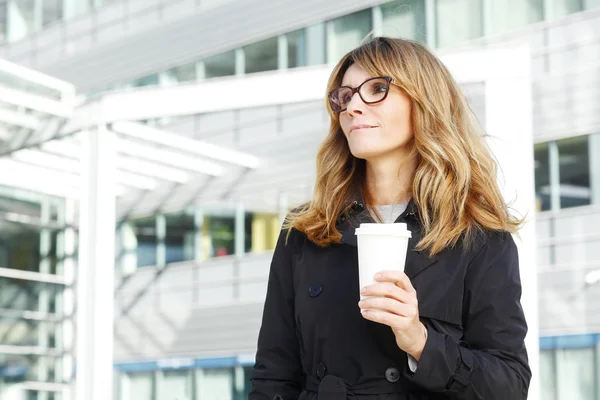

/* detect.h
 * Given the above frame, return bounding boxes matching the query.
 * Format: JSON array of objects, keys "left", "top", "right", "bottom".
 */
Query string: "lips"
[{"left": 351, "top": 124, "right": 377, "bottom": 132}]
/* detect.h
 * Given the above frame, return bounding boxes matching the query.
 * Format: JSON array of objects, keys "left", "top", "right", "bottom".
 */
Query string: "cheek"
[{"left": 339, "top": 115, "right": 352, "bottom": 136}]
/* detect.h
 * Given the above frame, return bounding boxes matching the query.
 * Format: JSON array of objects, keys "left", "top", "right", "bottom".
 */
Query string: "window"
[
  {"left": 163, "top": 62, "right": 197, "bottom": 86},
  {"left": 202, "top": 214, "right": 235, "bottom": 258},
  {"left": 0, "top": 1, "right": 7, "bottom": 42},
  {"left": 539, "top": 350, "right": 557, "bottom": 400},
  {"left": 488, "top": 0, "right": 543, "bottom": 35},
  {"left": 250, "top": 213, "right": 280, "bottom": 253},
  {"left": 131, "top": 217, "right": 157, "bottom": 268},
  {"left": 159, "top": 370, "right": 192, "bottom": 400},
  {"left": 287, "top": 29, "right": 307, "bottom": 68},
  {"left": 0, "top": 354, "right": 61, "bottom": 385},
  {"left": 381, "top": 0, "right": 426, "bottom": 41},
  {"left": 435, "top": 0, "right": 483, "bottom": 48},
  {"left": 131, "top": 74, "right": 159, "bottom": 88},
  {"left": 42, "top": 0, "right": 63, "bottom": 27},
  {"left": 244, "top": 37, "right": 278, "bottom": 74},
  {"left": 62, "top": 0, "right": 93, "bottom": 20},
  {"left": 6, "top": 0, "right": 36, "bottom": 42},
  {"left": 165, "top": 213, "right": 195, "bottom": 264},
  {"left": 555, "top": 347, "right": 595, "bottom": 400},
  {"left": 203, "top": 51, "right": 236, "bottom": 79},
  {"left": 534, "top": 143, "right": 551, "bottom": 211},
  {"left": 549, "top": 0, "right": 583, "bottom": 20},
  {"left": 557, "top": 135, "right": 590, "bottom": 209},
  {"left": 197, "top": 368, "right": 234, "bottom": 400},
  {"left": 327, "top": 9, "right": 372, "bottom": 64},
  {"left": 120, "top": 372, "right": 154, "bottom": 400}
]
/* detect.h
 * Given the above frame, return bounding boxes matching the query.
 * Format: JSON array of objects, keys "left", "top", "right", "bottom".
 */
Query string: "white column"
[
  {"left": 483, "top": 47, "right": 539, "bottom": 400},
  {"left": 371, "top": 5, "right": 383, "bottom": 37},
  {"left": 424, "top": 0, "right": 437, "bottom": 49},
  {"left": 76, "top": 123, "right": 117, "bottom": 400}
]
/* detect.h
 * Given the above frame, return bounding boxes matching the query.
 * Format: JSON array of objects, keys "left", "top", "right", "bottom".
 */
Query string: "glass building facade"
[
  {"left": 0, "top": 187, "right": 72, "bottom": 400},
  {"left": 1, "top": 0, "right": 600, "bottom": 400}
]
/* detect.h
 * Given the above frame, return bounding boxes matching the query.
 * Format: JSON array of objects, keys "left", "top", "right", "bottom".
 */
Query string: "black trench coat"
[{"left": 249, "top": 200, "right": 531, "bottom": 400}]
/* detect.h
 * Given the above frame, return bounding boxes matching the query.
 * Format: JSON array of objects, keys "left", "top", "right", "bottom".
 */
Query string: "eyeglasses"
[{"left": 328, "top": 76, "right": 393, "bottom": 113}]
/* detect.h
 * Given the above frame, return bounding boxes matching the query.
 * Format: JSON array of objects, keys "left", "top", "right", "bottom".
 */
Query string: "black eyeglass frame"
[{"left": 328, "top": 76, "right": 394, "bottom": 113}]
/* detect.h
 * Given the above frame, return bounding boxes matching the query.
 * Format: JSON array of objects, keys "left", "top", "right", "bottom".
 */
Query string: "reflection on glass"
[
  {"left": 287, "top": 29, "right": 307, "bottom": 68},
  {"left": 160, "top": 370, "right": 192, "bottom": 400},
  {"left": 165, "top": 213, "right": 195, "bottom": 264},
  {"left": 381, "top": 0, "right": 426, "bottom": 41},
  {"left": 203, "top": 51, "right": 236, "bottom": 79},
  {"left": 197, "top": 368, "right": 233, "bottom": 400},
  {"left": 549, "top": 0, "right": 583, "bottom": 19},
  {"left": 556, "top": 347, "right": 595, "bottom": 400},
  {"left": 0, "top": 278, "right": 63, "bottom": 313},
  {"left": 0, "top": 318, "right": 57, "bottom": 347},
  {"left": 120, "top": 372, "right": 153, "bottom": 400},
  {"left": 6, "top": 0, "right": 36, "bottom": 42},
  {"left": 488, "top": 0, "right": 543, "bottom": 35},
  {"left": 132, "top": 74, "right": 159, "bottom": 88},
  {"left": 62, "top": 0, "right": 92, "bottom": 20},
  {"left": 558, "top": 135, "right": 590, "bottom": 209},
  {"left": 244, "top": 37, "right": 278, "bottom": 74},
  {"left": 0, "top": 222, "right": 40, "bottom": 272},
  {"left": 539, "top": 350, "right": 557, "bottom": 400},
  {"left": 436, "top": 0, "right": 482, "bottom": 48},
  {"left": 0, "top": 353, "right": 60, "bottom": 384},
  {"left": 163, "top": 63, "right": 197, "bottom": 86},
  {"left": 132, "top": 217, "right": 157, "bottom": 268},
  {"left": 534, "top": 143, "right": 551, "bottom": 211},
  {"left": 327, "top": 9, "right": 372, "bottom": 64},
  {"left": 0, "top": 1, "right": 7, "bottom": 42},
  {"left": 250, "top": 213, "right": 280, "bottom": 253},
  {"left": 203, "top": 215, "right": 235, "bottom": 258},
  {"left": 42, "top": 0, "right": 63, "bottom": 27}
]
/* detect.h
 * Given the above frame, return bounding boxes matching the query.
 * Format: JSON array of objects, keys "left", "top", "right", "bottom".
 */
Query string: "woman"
[{"left": 249, "top": 37, "right": 531, "bottom": 400}]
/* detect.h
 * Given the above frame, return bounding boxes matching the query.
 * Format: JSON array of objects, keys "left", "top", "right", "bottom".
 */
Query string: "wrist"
[{"left": 407, "top": 323, "right": 428, "bottom": 361}]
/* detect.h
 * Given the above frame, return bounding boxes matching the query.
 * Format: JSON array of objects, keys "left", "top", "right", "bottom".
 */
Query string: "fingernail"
[
  {"left": 374, "top": 273, "right": 382, "bottom": 280},
  {"left": 358, "top": 301, "right": 364, "bottom": 307},
  {"left": 360, "top": 287, "right": 366, "bottom": 294}
]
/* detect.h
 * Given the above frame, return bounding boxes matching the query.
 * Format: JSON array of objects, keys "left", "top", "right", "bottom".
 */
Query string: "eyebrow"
[{"left": 340, "top": 77, "right": 373, "bottom": 87}]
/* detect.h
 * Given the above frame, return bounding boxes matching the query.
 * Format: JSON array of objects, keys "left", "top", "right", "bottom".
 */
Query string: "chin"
[{"left": 349, "top": 147, "right": 384, "bottom": 160}]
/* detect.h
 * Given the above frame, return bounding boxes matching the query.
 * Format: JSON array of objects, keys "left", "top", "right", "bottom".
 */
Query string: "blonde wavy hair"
[{"left": 285, "top": 37, "right": 522, "bottom": 256}]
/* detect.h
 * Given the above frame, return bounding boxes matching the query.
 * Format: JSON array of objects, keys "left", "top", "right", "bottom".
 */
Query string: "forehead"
[{"left": 341, "top": 64, "right": 373, "bottom": 86}]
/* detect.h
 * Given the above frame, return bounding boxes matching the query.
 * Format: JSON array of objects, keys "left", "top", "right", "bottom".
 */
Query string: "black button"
[
  {"left": 351, "top": 201, "right": 364, "bottom": 211},
  {"left": 308, "top": 285, "right": 323, "bottom": 298},
  {"left": 316, "top": 362, "right": 327, "bottom": 379},
  {"left": 385, "top": 367, "right": 400, "bottom": 383},
  {"left": 273, "top": 395, "right": 283, "bottom": 400}
]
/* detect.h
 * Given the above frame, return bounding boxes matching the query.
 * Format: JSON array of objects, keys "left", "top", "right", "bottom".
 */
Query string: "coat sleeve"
[
  {"left": 249, "top": 228, "right": 304, "bottom": 399},
  {"left": 404, "top": 231, "right": 532, "bottom": 399}
]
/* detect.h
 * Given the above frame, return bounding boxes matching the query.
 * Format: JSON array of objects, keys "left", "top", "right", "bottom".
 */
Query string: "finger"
[
  {"left": 359, "top": 297, "right": 415, "bottom": 317},
  {"left": 375, "top": 271, "right": 416, "bottom": 293},
  {"left": 361, "top": 308, "right": 411, "bottom": 330},
  {"left": 361, "top": 282, "right": 415, "bottom": 305}
]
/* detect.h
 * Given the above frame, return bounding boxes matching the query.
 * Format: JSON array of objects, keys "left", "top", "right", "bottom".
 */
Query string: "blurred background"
[{"left": 0, "top": 0, "right": 598, "bottom": 399}]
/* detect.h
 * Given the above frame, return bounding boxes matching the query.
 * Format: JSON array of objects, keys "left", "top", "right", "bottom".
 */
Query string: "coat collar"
[{"left": 337, "top": 198, "right": 438, "bottom": 280}]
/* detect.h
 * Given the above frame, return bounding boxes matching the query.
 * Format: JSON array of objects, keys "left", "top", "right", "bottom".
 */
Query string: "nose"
[{"left": 346, "top": 92, "right": 364, "bottom": 116}]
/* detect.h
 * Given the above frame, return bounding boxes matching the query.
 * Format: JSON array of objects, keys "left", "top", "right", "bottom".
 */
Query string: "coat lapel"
[{"left": 338, "top": 199, "right": 438, "bottom": 279}]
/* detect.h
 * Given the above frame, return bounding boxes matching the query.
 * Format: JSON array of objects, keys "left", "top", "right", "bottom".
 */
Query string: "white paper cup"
[{"left": 355, "top": 223, "right": 412, "bottom": 301}]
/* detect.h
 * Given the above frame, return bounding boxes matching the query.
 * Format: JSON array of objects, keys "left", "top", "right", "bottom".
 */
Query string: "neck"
[{"left": 365, "top": 150, "right": 416, "bottom": 205}]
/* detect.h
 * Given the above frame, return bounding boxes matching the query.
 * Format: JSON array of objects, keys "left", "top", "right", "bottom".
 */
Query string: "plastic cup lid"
[{"left": 354, "top": 222, "right": 412, "bottom": 238}]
